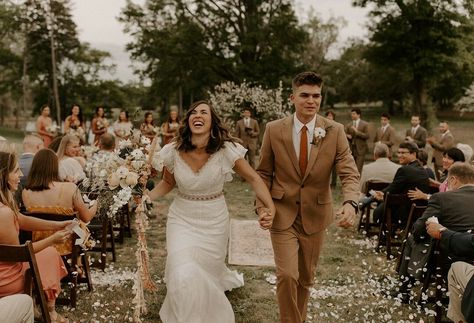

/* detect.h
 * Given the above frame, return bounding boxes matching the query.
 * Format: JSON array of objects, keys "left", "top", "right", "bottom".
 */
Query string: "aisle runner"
[{"left": 228, "top": 219, "right": 274, "bottom": 267}]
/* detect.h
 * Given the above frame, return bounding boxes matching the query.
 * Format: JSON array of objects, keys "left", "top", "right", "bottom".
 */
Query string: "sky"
[{"left": 71, "top": 0, "right": 370, "bottom": 82}]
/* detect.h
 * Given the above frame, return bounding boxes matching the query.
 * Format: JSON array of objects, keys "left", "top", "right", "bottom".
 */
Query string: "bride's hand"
[{"left": 257, "top": 207, "right": 274, "bottom": 230}]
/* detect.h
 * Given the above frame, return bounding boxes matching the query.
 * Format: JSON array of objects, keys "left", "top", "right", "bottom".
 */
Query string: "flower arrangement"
[
  {"left": 46, "top": 124, "right": 60, "bottom": 134},
  {"left": 96, "top": 118, "right": 109, "bottom": 130}
]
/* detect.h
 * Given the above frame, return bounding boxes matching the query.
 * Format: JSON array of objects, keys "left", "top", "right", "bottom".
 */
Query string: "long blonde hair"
[
  {"left": 56, "top": 134, "right": 80, "bottom": 160},
  {"left": 0, "top": 150, "right": 20, "bottom": 219}
]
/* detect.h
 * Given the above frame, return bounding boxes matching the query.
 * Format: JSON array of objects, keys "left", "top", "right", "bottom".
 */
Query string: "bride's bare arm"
[
  {"left": 233, "top": 159, "right": 275, "bottom": 228},
  {"left": 147, "top": 167, "right": 176, "bottom": 200}
]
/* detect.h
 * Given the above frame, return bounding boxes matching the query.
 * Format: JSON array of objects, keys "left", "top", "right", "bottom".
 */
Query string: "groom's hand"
[
  {"left": 337, "top": 203, "right": 356, "bottom": 229},
  {"left": 257, "top": 207, "right": 273, "bottom": 230}
]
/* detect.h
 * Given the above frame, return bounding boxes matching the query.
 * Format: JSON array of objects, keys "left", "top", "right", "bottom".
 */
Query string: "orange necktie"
[{"left": 299, "top": 126, "right": 308, "bottom": 175}]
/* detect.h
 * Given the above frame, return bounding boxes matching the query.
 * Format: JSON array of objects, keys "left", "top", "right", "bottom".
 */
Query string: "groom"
[{"left": 256, "top": 71, "right": 360, "bottom": 322}]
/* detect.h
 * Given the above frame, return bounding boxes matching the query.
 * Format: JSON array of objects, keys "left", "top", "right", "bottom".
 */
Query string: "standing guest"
[
  {"left": 113, "top": 110, "right": 133, "bottom": 142},
  {"left": 325, "top": 110, "right": 338, "bottom": 187},
  {"left": 345, "top": 107, "right": 369, "bottom": 174},
  {"left": 0, "top": 149, "right": 72, "bottom": 323},
  {"left": 56, "top": 135, "right": 86, "bottom": 183},
  {"left": 19, "top": 135, "right": 44, "bottom": 187},
  {"left": 257, "top": 72, "right": 360, "bottom": 322},
  {"left": 140, "top": 112, "right": 157, "bottom": 141},
  {"left": 374, "top": 113, "right": 396, "bottom": 158},
  {"left": 426, "top": 222, "right": 474, "bottom": 323},
  {"left": 91, "top": 106, "right": 109, "bottom": 147},
  {"left": 359, "top": 143, "right": 400, "bottom": 194},
  {"left": 162, "top": 110, "right": 180, "bottom": 145},
  {"left": 235, "top": 108, "right": 260, "bottom": 169},
  {"left": 36, "top": 105, "right": 55, "bottom": 148},
  {"left": 64, "top": 104, "right": 86, "bottom": 144},
  {"left": 427, "top": 121, "right": 455, "bottom": 176},
  {"left": 405, "top": 115, "right": 427, "bottom": 149},
  {"left": 147, "top": 101, "right": 275, "bottom": 322},
  {"left": 0, "top": 294, "right": 34, "bottom": 323}
]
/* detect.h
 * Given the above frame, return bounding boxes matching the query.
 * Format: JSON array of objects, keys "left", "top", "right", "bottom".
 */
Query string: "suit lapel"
[
  {"left": 281, "top": 116, "right": 301, "bottom": 177},
  {"left": 303, "top": 116, "right": 326, "bottom": 181}
]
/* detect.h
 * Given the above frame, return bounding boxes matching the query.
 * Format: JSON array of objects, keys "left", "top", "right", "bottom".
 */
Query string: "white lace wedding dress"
[{"left": 155, "top": 141, "right": 246, "bottom": 323}]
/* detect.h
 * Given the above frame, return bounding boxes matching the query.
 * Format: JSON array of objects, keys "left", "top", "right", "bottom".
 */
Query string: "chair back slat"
[{"left": 366, "top": 181, "right": 390, "bottom": 193}]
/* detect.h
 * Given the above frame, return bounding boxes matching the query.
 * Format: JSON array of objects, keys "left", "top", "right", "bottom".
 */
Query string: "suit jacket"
[
  {"left": 382, "top": 160, "right": 431, "bottom": 197},
  {"left": 412, "top": 186, "right": 474, "bottom": 241},
  {"left": 19, "top": 153, "right": 34, "bottom": 187},
  {"left": 235, "top": 118, "right": 259, "bottom": 150},
  {"left": 359, "top": 158, "right": 400, "bottom": 193},
  {"left": 432, "top": 131, "right": 455, "bottom": 166},
  {"left": 345, "top": 119, "right": 369, "bottom": 156},
  {"left": 440, "top": 230, "right": 474, "bottom": 323},
  {"left": 405, "top": 126, "right": 427, "bottom": 149},
  {"left": 257, "top": 115, "right": 360, "bottom": 234},
  {"left": 374, "top": 125, "right": 396, "bottom": 155}
]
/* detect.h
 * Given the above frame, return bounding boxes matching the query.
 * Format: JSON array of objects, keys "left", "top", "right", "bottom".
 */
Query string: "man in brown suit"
[
  {"left": 235, "top": 108, "right": 260, "bottom": 168},
  {"left": 374, "top": 113, "right": 396, "bottom": 158},
  {"left": 405, "top": 115, "right": 427, "bottom": 148},
  {"left": 345, "top": 108, "right": 369, "bottom": 174},
  {"left": 427, "top": 120, "right": 455, "bottom": 174},
  {"left": 256, "top": 72, "right": 360, "bottom": 323}
]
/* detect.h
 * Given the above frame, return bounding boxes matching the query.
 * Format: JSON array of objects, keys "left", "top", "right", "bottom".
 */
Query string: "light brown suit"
[
  {"left": 374, "top": 125, "right": 396, "bottom": 157},
  {"left": 235, "top": 118, "right": 260, "bottom": 168},
  {"left": 345, "top": 119, "right": 369, "bottom": 174},
  {"left": 257, "top": 115, "right": 359, "bottom": 322},
  {"left": 432, "top": 131, "right": 455, "bottom": 167}
]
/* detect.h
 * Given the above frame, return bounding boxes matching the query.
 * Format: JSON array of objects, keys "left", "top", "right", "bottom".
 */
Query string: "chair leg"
[
  {"left": 83, "top": 253, "right": 93, "bottom": 292},
  {"left": 126, "top": 210, "right": 132, "bottom": 237},
  {"left": 386, "top": 211, "right": 392, "bottom": 260},
  {"left": 70, "top": 274, "right": 78, "bottom": 308},
  {"left": 100, "top": 219, "right": 108, "bottom": 270}
]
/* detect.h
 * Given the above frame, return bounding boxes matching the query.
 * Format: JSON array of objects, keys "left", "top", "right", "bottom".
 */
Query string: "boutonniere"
[{"left": 311, "top": 126, "right": 332, "bottom": 145}]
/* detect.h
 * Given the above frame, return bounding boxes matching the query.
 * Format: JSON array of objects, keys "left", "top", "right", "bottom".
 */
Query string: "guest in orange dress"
[
  {"left": 140, "top": 112, "right": 157, "bottom": 142},
  {"left": 161, "top": 110, "right": 180, "bottom": 145},
  {"left": 64, "top": 104, "right": 85, "bottom": 144},
  {"left": 0, "top": 149, "right": 72, "bottom": 322},
  {"left": 91, "top": 106, "right": 109, "bottom": 147},
  {"left": 36, "top": 105, "right": 55, "bottom": 148},
  {"left": 22, "top": 149, "right": 97, "bottom": 255}
]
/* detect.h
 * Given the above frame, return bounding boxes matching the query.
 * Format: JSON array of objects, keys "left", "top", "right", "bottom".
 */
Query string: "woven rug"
[{"left": 228, "top": 219, "right": 275, "bottom": 267}]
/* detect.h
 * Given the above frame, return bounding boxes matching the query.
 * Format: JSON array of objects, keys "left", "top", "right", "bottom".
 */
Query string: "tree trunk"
[
  {"left": 413, "top": 73, "right": 437, "bottom": 131},
  {"left": 49, "top": 2, "right": 61, "bottom": 125}
]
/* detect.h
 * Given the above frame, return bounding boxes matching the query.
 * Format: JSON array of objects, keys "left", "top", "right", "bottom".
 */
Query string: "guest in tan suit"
[
  {"left": 345, "top": 108, "right": 369, "bottom": 174},
  {"left": 405, "top": 115, "right": 427, "bottom": 148},
  {"left": 427, "top": 121, "right": 455, "bottom": 175},
  {"left": 374, "top": 113, "right": 396, "bottom": 158},
  {"left": 235, "top": 108, "right": 260, "bottom": 168},
  {"left": 256, "top": 72, "right": 360, "bottom": 323}
]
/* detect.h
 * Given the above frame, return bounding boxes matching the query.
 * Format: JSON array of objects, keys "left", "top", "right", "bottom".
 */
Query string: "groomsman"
[
  {"left": 235, "top": 108, "right": 260, "bottom": 168},
  {"left": 345, "top": 108, "right": 369, "bottom": 174},
  {"left": 405, "top": 115, "right": 427, "bottom": 148},
  {"left": 427, "top": 121, "right": 455, "bottom": 175},
  {"left": 374, "top": 113, "right": 396, "bottom": 158}
]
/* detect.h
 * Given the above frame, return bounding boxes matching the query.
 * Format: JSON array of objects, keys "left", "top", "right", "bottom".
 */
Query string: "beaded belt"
[{"left": 177, "top": 191, "right": 224, "bottom": 201}]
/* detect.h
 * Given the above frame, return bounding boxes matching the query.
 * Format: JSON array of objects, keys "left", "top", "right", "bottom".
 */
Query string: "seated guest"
[
  {"left": 426, "top": 221, "right": 474, "bottom": 323},
  {"left": 394, "top": 162, "right": 474, "bottom": 303},
  {"left": 372, "top": 142, "right": 431, "bottom": 225},
  {"left": 19, "top": 135, "right": 44, "bottom": 187},
  {"left": 0, "top": 294, "right": 34, "bottom": 323},
  {"left": 48, "top": 135, "right": 64, "bottom": 153},
  {"left": 359, "top": 143, "right": 400, "bottom": 194},
  {"left": 416, "top": 149, "right": 435, "bottom": 180},
  {"left": 56, "top": 135, "right": 86, "bottom": 183},
  {"left": 408, "top": 147, "right": 465, "bottom": 201},
  {"left": 22, "top": 149, "right": 97, "bottom": 256},
  {"left": 0, "top": 149, "right": 72, "bottom": 322},
  {"left": 98, "top": 133, "right": 115, "bottom": 156}
]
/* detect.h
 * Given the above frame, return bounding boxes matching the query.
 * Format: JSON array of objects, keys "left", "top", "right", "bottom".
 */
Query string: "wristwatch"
[{"left": 343, "top": 200, "right": 358, "bottom": 211}]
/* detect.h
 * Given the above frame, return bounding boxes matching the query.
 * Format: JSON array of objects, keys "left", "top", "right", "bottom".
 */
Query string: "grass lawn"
[{"left": 56, "top": 180, "right": 440, "bottom": 323}]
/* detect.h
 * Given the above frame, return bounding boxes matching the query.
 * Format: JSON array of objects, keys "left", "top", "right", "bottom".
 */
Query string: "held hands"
[
  {"left": 257, "top": 207, "right": 274, "bottom": 230},
  {"left": 336, "top": 203, "right": 356, "bottom": 229}
]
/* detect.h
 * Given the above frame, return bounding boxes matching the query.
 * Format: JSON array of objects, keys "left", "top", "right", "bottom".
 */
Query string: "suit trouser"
[
  {"left": 0, "top": 294, "right": 34, "bottom": 323},
  {"left": 246, "top": 146, "right": 256, "bottom": 169},
  {"left": 351, "top": 149, "right": 365, "bottom": 175},
  {"left": 270, "top": 215, "right": 325, "bottom": 323},
  {"left": 447, "top": 262, "right": 474, "bottom": 323}
]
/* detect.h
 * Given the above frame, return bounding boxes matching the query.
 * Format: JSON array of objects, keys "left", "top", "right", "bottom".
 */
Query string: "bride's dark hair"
[{"left": 175, "top": 100, "right": 240, "bottom": 153}]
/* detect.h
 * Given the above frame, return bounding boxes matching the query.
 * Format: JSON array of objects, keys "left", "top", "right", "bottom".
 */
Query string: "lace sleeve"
[
  {"left": 222, "top": 141, "right": 247, "bottom": 181},
  {"left": 152, "top": 142, "right": 176, "bottom": 173}
]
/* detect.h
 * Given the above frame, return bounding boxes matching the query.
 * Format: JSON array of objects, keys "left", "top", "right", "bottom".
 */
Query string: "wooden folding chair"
[
  {"left": 0, "top": 241, "right": 51, "bottom": 323},
  {"left": 88, "top": 216, "right": 116, "bottom": 270},
  {"left": 358, "top": 181, "right": 390, "bottom": 235},
  {"left": 395, "top": 204, "right": 427, "bottom": 272},
  {"left": 22, "top": 212, "right": 93, "bottom": 308},
  {"left": 114, "top": 204, "right": 132, "bottom": 243},
  {"left": 376, "top": 192, "right": 411, "bottom": 259}
]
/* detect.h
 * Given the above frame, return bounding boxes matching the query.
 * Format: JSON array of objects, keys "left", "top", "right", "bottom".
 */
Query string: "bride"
[{"left": 147, "top": 100, "right": 275, "bottom": 323}]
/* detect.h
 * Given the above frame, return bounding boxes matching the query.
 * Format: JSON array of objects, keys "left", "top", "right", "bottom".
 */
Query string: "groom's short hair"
[{"left": 292, "top": 72, "right": 323, "bottom": 91}]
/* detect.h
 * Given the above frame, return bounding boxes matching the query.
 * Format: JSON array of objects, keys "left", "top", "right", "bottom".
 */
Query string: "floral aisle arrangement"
[{"left": 80, "top": 130, "right": 160, "bottom": 322}]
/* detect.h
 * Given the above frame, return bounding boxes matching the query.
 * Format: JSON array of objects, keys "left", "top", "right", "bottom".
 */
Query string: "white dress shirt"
[{"left": 293, "top": 114, "right": 316, "bottom": 162}]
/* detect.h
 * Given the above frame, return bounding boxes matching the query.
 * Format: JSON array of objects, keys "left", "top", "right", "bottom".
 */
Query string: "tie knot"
[{"left": 301, "top": 125, "right": 308, "bottom": 132}]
